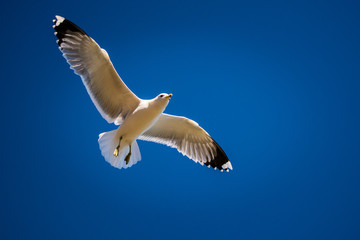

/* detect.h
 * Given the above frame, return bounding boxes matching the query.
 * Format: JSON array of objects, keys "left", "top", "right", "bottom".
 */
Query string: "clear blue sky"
[{"left": 0, "top": 0, "right": 359, "bottom": 239}]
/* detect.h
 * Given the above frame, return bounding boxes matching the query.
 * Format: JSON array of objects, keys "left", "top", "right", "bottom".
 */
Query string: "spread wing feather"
[
  {"left": 53, "top": 15, "right": 140, "bottom": 124},
  {"left": 139, "top": 113, "right": 232, "bottom": 171}
]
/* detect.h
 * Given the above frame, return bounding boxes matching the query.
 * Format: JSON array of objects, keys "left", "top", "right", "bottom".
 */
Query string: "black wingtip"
[
  {"left": 52, "top": 15, "right": 88, "bottom": 46},
  {"left": 204, "top": 138, "right": 232, "bottom": 172}
]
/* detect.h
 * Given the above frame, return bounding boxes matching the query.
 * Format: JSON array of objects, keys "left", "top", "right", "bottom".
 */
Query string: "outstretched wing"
[
  {"left": 53, "top": 15, "right": 140, "bottom": 124},
  {"left": 138, "top": 113, "right": 232, "bottom": 172}
]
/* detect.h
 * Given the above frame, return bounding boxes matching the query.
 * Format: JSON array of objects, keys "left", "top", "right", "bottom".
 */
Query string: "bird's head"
[
  {"left": 156, "top": 93, "right": 172, "bottom": 101},
  {"left": 153, "top": 93, "right": 172, "bottom": 109}
]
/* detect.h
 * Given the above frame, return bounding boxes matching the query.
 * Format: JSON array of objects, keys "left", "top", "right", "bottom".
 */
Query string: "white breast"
[{"left": 117, "top": 99, "right": 167, "bottom": 143}]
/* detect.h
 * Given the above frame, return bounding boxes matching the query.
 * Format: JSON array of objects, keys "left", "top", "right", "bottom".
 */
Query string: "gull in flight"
[{"left": 53, "top": 15, "right": 232, "bottom": 172}]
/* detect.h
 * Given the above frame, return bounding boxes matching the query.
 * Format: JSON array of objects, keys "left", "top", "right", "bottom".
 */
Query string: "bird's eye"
[{"left": 160, "top": 94, "right": 164, "bottom": 98}]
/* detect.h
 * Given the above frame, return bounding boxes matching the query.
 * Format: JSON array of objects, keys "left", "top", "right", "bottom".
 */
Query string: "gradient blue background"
[{"left": 0, "top": 0, "right": 359, "bottom": 239}]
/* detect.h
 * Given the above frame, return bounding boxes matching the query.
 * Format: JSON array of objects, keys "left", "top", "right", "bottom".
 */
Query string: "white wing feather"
[
  {"left": 53, "top": 15, "right": 140, "bottom": 124},
  {"left": 138, "top": 113, "right": 232, "bottom": 171}
]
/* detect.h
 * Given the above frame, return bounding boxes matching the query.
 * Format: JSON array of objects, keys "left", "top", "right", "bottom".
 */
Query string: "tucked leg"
[
  {"left": 113, "top": 136, "right": 123, "bottom": 157},
  {"left": 124, "top": 144, "right": 132, "bottom": 165}
]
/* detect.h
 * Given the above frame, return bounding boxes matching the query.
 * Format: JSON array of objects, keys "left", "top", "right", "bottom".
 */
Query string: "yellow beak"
[{"left": 166, "top": 93, "right": 173, "bottom": 99}]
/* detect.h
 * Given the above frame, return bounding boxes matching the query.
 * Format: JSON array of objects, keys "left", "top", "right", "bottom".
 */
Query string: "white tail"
[{"left": 98, "top": 129, "right": 141, "bottom": 169}]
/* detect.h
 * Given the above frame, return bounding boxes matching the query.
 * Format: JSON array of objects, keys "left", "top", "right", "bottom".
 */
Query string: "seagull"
[{"left": 52, "top": 15, "right": 232, "bottom": 172}]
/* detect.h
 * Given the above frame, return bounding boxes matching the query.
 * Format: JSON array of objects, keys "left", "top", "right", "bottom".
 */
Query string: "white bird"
[{"left": 53, "top": 15, "right": 232, "bottom": 172}]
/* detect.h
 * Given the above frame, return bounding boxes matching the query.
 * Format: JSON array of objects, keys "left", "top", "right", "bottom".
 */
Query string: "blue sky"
[{"left": 0, "top": 0, "right": 359, "bottom": 239}]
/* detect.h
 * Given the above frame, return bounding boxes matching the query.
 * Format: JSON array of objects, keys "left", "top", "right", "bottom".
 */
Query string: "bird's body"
[
  {"left": 53, "top": 15, "right": 233, "bottom": 172},
  {"left": 114, "top": 97, "right": 169, "bottom": 154}
]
